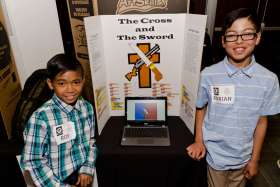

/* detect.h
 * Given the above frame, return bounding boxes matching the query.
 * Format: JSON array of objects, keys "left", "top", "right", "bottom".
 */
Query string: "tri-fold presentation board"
[{"left": 84, "top": 13, "right": 207, "bottom": 134}]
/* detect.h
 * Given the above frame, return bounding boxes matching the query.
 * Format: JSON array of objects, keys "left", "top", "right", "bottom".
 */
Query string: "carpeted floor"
[{"left": 247, "top": 114, "right": 280, "bottom": 187}]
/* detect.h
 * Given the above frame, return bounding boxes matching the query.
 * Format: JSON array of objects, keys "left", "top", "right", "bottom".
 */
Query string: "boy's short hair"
[
  {"left": 222, "top": 8, "right": 261, "bottom": 35},
  {"left": 47, "top": 54, "right": 84, "bottom": 81}
]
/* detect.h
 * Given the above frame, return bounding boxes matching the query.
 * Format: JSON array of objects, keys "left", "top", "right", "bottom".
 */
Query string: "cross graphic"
[{"left": 127, "top": 43, "right": 160, "bottom": 88}]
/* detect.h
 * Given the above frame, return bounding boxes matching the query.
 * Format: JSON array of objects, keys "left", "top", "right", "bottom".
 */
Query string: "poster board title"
[{"left": 117, "top": 18, "right": 174, "bottom": 40}]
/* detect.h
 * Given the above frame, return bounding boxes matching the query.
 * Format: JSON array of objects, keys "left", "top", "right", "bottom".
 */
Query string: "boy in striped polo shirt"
[
  {"left": 21, "top": 54, "right": 97, "bottom": 187},
  {"left": 187, "top": 8, "right": 280, "bottom": 187}
]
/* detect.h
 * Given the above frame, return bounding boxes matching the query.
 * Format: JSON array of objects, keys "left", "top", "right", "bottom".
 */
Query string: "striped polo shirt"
[{"left": 196, "top": 56, "right": 280, "bottom": 170}]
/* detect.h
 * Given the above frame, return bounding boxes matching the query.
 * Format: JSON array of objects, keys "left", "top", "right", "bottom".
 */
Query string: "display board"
[
  {"left": 2, "top": 0, "right": 64, "bottom": 86},
  {"left": 180, "top": 15, "right": 208, "bottom": 133},
  {"left": 97, "top": 0, "right": 189, "bottom": 15},
  {"left": 84, "top": 13, "right": 206, "bottom": 134},
  {"left": 66, "top": 0, "right": 97, "bottom": 102},
  {"left": 0, "top": 3, "right": 21, "bottom": 138}
]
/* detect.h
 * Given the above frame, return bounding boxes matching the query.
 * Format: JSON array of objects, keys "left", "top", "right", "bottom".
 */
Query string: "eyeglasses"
[{"left": 224, "top": 33, "right": 257, "bottom": 42}]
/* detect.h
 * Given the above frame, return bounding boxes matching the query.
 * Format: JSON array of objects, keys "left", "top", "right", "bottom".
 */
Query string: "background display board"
[
  {"left": 66, "top": 0, "right": 97, "bottom": 102},
  {"left": 0, "top": 4, "right": 21, "bottom": 138},
  {"left": 85, "top": 13, "right": 206, "bottom": 134},
  {"left": 2, "top": 0, "right": 64, "bottom": 86},
  {"left": 96, "top": 0, "right": 189, "bottom": 15}
]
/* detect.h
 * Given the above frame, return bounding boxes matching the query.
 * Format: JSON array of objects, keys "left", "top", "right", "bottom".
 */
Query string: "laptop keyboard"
[{"left": 124, "top": 127, "right": 168, "bottom": 138}]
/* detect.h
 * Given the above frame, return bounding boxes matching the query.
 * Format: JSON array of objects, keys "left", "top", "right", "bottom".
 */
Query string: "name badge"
[
  {"left": 52, "top": 121, "right": 76, "bottom": 145},
  {"left": 211, "top": 85, "right": 235, "bottom": 104}
]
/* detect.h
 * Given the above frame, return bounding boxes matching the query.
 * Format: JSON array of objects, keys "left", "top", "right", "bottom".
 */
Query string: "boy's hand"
[
  {"left": 186, "top": 142, "right": 206, "bottom": 161},
  {"left": 244, "top": 160, "right": 259, "bottom": 179},
  {"left": 76, "top": 174, "right": 93, "bottom": 187}
]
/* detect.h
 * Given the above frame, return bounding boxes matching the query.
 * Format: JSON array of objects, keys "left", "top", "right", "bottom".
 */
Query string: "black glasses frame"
[{"left": 224, "top": 33, "right": 257, "bottom": 42}]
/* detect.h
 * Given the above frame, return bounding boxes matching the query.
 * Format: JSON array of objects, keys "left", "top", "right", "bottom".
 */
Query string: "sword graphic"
[{"left": 125, "top": 43, "right": 162, "bottom": 81}]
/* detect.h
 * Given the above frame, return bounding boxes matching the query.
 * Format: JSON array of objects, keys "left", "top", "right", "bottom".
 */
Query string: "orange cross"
[{"left": 128, "top": 43, "right": 160, "bottom": 88}]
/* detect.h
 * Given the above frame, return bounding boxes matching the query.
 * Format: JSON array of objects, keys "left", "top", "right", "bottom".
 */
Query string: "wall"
[{"left": 1, "top": 0, "right": 64, "bottom": 86}]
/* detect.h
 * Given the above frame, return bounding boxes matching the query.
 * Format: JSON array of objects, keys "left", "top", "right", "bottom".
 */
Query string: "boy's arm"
[
  {"left": 194, "top": 107, "right": 206, "bottom": 144},
  {"left": 251, "top": 116, "right": 268, "bottom": 162},
  {"left": 186, "top": 107, "right": 206, "bottom": 160},
  {"left": 244, "top": 116, "right": 268, "bottom": 179},
  {"left": 79, "top": 112, "right": 98, "bottom": 176},
  {"left": 21, "top": 115, "right": 71, "bottom": 187}
]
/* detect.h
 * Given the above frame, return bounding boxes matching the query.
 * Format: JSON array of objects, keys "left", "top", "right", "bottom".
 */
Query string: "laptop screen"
[{"left": 125, "top": 97, "right": 167, "bottom": 124}]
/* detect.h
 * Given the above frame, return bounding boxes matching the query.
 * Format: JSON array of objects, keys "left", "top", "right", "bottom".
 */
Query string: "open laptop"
[{"left": 121, "top": 97, "right": 170, "bottom": 146}]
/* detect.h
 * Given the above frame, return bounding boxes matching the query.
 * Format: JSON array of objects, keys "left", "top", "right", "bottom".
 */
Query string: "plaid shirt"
[{"left": 21, "top": 94, "right": 97, "bottom": 187}]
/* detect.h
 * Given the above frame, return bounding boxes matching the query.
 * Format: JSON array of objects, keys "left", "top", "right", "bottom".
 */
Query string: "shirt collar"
[
  {"left": 223, "top": 56, "right": 256, "bottom": 78},
  {"left": 52, "top": 94, "right": 83, "bottom": 114}
]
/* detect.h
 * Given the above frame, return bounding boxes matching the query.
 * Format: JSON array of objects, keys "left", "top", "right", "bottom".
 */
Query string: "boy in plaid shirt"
[{"left": 21, "top": 54, "right": 97, "bottom": 187}]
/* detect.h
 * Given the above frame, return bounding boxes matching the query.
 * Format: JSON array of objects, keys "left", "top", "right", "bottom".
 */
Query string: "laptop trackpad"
[{"left": 137, "top": 139, "right": 154, "bottom": 144}]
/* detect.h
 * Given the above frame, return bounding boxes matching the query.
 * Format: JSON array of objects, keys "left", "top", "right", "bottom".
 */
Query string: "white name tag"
[
  {"left": 52, "top": 121, "right": 76, "bottom": 145},
  {"left": 211, "top": 85, "right": 235, "bottom": 104}
]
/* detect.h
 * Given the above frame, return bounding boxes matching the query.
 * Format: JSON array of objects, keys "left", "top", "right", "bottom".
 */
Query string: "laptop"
[{"left": 121, "top": 97, "right": 170, "bottom": 146}]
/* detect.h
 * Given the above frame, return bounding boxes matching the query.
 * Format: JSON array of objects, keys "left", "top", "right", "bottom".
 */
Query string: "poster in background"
[
  {"left": 97, "top": 0, "right": 189, "bottom": 15},
  {"left": 66, "top": 0, "right": 97, "bottom": 103},
  {"left": 0, "top": 4, "right": 21, "bottom": 139},
  {"left": 85, "top": 14, "right": 206, "bottom": 133}
]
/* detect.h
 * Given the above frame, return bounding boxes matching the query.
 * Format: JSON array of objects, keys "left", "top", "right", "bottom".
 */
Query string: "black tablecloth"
[{"left": 95, "top": 116, "right": 207, "bottom": 187}]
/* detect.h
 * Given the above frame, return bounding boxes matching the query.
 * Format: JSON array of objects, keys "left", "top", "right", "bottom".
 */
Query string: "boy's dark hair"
[
  {"left": 222, "top": 8, "right": 261, "bottom": 35},
  {"left": 47, "top": 53, "right": 84, "bottom": 81}
]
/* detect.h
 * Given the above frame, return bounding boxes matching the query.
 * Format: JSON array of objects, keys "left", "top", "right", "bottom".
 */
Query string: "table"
[{"left": 95, "top": 116, "right": 207, "bottom": 187}]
